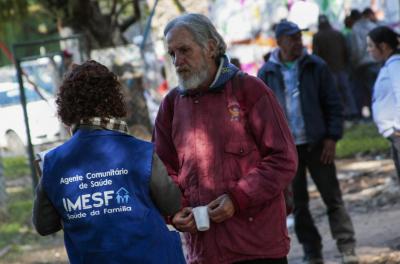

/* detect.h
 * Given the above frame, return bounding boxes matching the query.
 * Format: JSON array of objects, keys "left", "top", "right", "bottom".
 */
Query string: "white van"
[{"left": 0, "top": 82, "right": 63, "bottom": 155}]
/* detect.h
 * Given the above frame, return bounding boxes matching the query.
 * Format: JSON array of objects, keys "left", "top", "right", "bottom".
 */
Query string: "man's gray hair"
[{"left": 164, "top": 13, "right": 227, "bottom": 60}]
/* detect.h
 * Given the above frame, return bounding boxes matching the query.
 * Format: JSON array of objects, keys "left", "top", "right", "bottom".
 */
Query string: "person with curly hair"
[{"left": 32, "top": 60, "right": 185, "bottom": 263}]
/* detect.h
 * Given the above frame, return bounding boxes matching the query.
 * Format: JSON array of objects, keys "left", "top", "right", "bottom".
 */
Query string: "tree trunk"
[
  {"left": 124, "top": 77, "right": 153, "bottom": 141},
  {"left": 65, "top": 0, "right": 153, "bottom": 138},
  {"left": 67, "top": 0, "right": 126, "bottom": 50},
  {"left": 55, "top": 0, "right": 153, "bottom": 138}
]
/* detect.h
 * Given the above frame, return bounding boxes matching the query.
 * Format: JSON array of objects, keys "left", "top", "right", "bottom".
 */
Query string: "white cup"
[{"left": 192, "top": 206, "right": 210, "bottom": 231}]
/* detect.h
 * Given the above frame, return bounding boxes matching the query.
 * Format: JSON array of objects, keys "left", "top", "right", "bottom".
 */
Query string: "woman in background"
[{"left": 367, "top": 26, "right": 400, "bottom": 182}]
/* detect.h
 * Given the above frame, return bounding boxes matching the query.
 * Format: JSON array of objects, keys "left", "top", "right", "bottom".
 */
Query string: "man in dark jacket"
[
  {"left": 350, "top": 8, "right": 380, "bottom": 119},
  {"left": 313, "top": 15, "right": 358, "bottom": 120},
  {"left": 258, "top": 21, "right": 358, "bottom": 264}
]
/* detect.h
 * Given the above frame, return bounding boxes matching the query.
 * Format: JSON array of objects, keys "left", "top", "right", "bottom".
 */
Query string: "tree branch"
[
  {"left": 172, "top": 0, "right": 185, "bottom": 13},
  {"left": 115, "top": 0, "right": 132, "bottom": 20},
  {"left": 118, "top": 0, "right": 141, "bottom": 32},
  {"left": 119, "top": 16, "right": 137, "bottom": 32},
  {"left": 109, "top": 0, "right": 118, "bottom": 17}
]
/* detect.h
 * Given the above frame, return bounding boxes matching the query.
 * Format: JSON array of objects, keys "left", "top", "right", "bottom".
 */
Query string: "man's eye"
[
  {"left": 180, "top": 48, "right": 189, "bottom": 53},
  {"left": 168, "top": 52, "right": 175, "bottom": 58}
]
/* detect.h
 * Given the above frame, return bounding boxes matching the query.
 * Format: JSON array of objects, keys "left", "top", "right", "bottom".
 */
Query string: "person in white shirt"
[{"left": 367, "top": 26, "right": 400, "bottom": 182}]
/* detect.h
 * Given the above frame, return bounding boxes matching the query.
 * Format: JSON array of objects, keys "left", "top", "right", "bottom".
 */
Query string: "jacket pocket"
[
  {"left": 224, "top": 141, "right": 255, "bottom": 156},
  {"left": 223, "top": 141, "right": 257, "bottom": 185},
  {"left": 215, "top": 202, "right": 289, "bottom": 256}
]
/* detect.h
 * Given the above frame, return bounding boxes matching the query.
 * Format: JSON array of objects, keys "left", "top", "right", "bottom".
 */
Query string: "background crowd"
[
  {"left": 1, "top": 1, "right": 400, "bottom": 264},
  {"left": 31, "top": 6, "right": 400, "bottom": 264}
]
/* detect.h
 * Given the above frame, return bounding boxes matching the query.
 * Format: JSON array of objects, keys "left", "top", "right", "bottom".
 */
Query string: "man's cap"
[{"left": 275, "top": 20, "right": 303, "bottom": 38}]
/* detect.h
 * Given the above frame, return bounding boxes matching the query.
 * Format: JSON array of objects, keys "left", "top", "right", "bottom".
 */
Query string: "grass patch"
[
  {"left": 0, "top": 158, "right": 65, "bottom": 261},
  {"left": 337, "top": 123, "right": 390, "bottom": 158},
  {"left": 0, "top": 187, "right": 33, "bottom": 249},
  {"left": 2, "top": 156, "right": 30, "bottom": 180}
]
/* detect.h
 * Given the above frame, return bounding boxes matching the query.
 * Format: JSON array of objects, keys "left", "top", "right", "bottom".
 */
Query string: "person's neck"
[
  {"left": 383, "top": 49, "right": 396, "bottom": 61},
  {"left": 279, "top": 51, "right": 298, "bottom": 63}
]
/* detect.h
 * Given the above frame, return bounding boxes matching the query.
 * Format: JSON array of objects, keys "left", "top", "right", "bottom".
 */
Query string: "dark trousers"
[
  {"left": 389, "top": 135, "right": 400, "bottom": 181},
  {"left": 332, "top": 71, "right": 358, "bottom": 119},
  {"left": 293, "top": 144, "right": 356, "bottom": 258},
  {"left": 234, "top": 257, "right": 288, "bottom": 264},
  {"left": 352, "top": 63, "right": 379, "bottom": 117}
]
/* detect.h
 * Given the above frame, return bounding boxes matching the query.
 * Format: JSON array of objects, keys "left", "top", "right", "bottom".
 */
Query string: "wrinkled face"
[
  {"left": 366, "top": 36, "right": 384, "bottom": 62},
  {"left": 278, "top": 32, "right": 303, "bottom": 61},
  {"left": 166, "top": 27, "right": 210, "bottom": 90}
]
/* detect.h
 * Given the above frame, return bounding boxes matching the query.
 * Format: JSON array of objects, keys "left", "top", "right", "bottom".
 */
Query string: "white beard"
[
  {"left": 176, "top": 53, "right": 210, "bottom": 90},
  {"left": 178, "top": 67, "right": 209, "bottom": 90}
]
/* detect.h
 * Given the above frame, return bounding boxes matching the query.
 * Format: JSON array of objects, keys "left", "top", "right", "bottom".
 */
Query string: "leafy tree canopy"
[
  {"left": 0, "top": 0, "right": 147, "bottom": 66},
  {"left": 0, "top": 0, "right": 29, "bottom": 22}
]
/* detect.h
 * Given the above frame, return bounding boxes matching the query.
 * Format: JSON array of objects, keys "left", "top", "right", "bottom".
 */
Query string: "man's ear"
[
  {"left": 276, "top": 37, "right": 283, "bottom": 47},
  {"left": 207, "top": 39, "right": 218, "bottom": 59}
]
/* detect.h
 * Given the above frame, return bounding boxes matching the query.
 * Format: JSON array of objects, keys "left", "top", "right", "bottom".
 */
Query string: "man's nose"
[{"left": 173, "top": 54, "right": 184, "bottom": 67}]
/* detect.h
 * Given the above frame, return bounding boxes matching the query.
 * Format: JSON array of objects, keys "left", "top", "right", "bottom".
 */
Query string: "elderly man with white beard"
[{"left": 152, "top": 13, "right": 298, "bottom": 264}]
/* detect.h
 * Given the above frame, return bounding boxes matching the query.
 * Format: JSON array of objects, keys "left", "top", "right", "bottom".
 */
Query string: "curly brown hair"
[{"left": 56, "top": 60, "right": 127, "bottom": 126}]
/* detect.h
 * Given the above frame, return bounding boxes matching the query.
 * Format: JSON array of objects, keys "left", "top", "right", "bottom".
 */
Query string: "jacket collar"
[
  {"left": 384, "top": 53, "right": 400, "bottom": 66},
  {"left": 264, "top": 48, "right": 315, "bottom": 73},
  {"left": 72, "top": 117, "right": 129, "bottom": 135},
  {"left": 179, "top": 54, "right": 239, "bottom": 96}
]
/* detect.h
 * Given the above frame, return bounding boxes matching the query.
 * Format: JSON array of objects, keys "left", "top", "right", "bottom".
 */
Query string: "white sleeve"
[{"left": 387, "top": 60, "right": 400, "bottom": 131}]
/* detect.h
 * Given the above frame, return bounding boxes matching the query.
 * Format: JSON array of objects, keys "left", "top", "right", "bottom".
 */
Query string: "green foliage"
[
  {"left": 0, "top": 187, "right": 32, "bottom": 249},
  {"left": 0, "top": 0, "right": 148, "bottom": 65},
  {"left": 0, "top": 0, "right": 29, "bottom": 22},
  {"left": 0, "top": 157, "right": 64, "bottom": 260},
  {"left": 9, "top": 199, "right": 32, "bottom": 224},
  {"left": 0, "top": 180, "right": 65, "bottom": 260},
  {"left": 0, "top": 223, "right": 20, "bottom": 249},
  {"left": 0, "top": 153, "right": 66, "bottom": 261},
  {"left": 0, "top": 0, "right": 59, "bottom": 66},
  {"left": 336, "top": 123, "right": 390, "bottom": 158},
  {"left": 3, "top": 156, "right": 30, "bottom": 180}
]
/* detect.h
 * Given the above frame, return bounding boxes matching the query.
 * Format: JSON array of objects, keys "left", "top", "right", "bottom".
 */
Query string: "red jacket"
[{"left": 153, "top": 74, "right": 297, "bottom": 264}]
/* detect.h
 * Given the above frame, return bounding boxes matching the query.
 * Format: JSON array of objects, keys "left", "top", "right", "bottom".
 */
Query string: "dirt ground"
[
  {"left": 1, "top": 157, "right": 399, "bottom": 264},
  {"left": 288, "top": 158, "right": 400, "bottom": 264}
]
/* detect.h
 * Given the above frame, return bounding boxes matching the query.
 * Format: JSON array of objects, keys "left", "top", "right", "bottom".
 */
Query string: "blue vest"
[{"left": 42, "top": 128, "right": 185, "bottom": 264}]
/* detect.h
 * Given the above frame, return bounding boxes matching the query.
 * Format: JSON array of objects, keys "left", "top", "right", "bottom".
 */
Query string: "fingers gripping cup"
[{"left": 192, "top": 206, "right": 210, "bottom": 231}]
